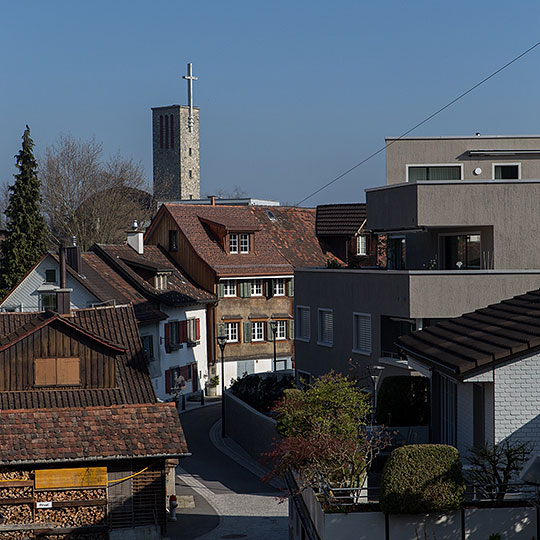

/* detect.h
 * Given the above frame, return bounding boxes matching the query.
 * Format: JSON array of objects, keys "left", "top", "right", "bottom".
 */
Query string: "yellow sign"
[{"left": 35, "top": 467, "right": 107, "bottom": 489}]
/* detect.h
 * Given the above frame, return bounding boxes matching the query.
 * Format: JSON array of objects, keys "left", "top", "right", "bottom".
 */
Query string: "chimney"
[
  {"left": 127, "top": 220, "right": 144, "bottom": 255},
  {"left": 65, "top": 236, "right": 81, "bottom": 273},
  {"left": 209, "top": 195, "right": 216, "bottom": 206},
  {"left": 56, "top": 245, "right": 72, "bottom": 315}
]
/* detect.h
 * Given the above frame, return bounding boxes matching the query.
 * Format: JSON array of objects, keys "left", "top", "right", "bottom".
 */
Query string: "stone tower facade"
[{"left": 152, "top": 105, "right": 200, "bottom": 201}]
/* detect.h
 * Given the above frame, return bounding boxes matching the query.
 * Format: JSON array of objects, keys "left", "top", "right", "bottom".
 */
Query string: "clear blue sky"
[{"left": 1, "top": 1, "right": 540, "bottom": 206}]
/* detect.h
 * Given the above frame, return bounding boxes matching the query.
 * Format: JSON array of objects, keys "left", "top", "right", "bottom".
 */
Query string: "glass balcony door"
[{"left": 439, "top": 234, "right": 481, "bottom": 270}]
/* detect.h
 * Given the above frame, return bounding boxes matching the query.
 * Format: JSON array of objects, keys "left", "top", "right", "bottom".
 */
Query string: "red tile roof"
[
  {"left": 92, "top": 244, "right": 216, "bottom": 305},
  {"left": 315, "top": 204, "right": 367, "bottom": 236},
  {"left": 152, "top": 204, "right": 341, "bottom": 277},
  {"left": 0, "top": 403, "right": 187, "bottom": 465}
]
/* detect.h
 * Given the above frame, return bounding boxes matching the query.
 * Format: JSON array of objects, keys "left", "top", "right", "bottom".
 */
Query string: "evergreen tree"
[{"left": 0, "top": 126, "right": 48, "bottom": 293}]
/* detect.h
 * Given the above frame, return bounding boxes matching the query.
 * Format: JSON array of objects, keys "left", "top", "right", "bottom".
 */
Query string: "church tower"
[{"left": 152, "top": 63, "right": 201, "bottom": 201}]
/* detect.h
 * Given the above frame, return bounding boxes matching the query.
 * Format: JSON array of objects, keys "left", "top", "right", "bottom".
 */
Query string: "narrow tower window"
[
  {"left": 169, "top": 114, "right": 174, "bottom": 148},
  {"left": 164, "top": 115, "right": 169, "bottom": 149},
  {"left": 159, "top": 115, "right": 164, "bottom": 149}
]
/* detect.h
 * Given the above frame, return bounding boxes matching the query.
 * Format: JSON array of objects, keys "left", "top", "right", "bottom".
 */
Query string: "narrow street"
[{"left": 166, "top": 403, "right": 288, "bottom": 540}]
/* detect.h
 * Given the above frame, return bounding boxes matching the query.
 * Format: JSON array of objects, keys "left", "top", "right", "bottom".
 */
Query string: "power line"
[{"left": 294, "top": 40, "right": 540, "bottom": 207}]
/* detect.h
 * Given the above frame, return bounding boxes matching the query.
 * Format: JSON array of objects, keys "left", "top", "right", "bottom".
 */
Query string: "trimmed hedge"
[
  {"left": 375, "top": 376, "right": 429, "bottom": 426},
  {"left": 380, "top": 444, "right": 465, "bottom": 514},
  {"left": 230, "top": 373, "right": 294, "bottom": 413}
]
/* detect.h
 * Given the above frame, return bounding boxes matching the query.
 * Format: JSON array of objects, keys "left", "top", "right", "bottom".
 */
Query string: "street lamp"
[
  {"left": 217, "top": 330, "right": 228, "bottom": 438},
  {"left": 269, "top": 321, "right": 277, "bottom": 372},
  {"left": 368, "top": 365, "right": 384, "bottom": 423}
]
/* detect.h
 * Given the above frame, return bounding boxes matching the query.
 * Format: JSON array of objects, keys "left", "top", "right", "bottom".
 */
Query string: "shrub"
[
  {"left": 380, "top": 444, "right": 465, "bottom": 514},
  {"left": 375, "top": 376, "right": 429, "bottom": 426},
  {"left": 230, "top": 373, "right": 294, "bottom": 413}
]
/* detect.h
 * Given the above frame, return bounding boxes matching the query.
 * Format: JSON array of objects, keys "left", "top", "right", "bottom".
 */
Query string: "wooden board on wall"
[{"left": 35, "top": 467, "right": 107, "bottom": 489}]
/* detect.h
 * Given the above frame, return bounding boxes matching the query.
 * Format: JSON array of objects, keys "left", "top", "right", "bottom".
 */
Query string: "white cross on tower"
[{"left": 183, "top": 63, "right": 198, "bottom": 133}]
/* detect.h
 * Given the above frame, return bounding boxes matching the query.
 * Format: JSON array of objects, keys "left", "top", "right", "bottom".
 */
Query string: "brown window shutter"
[
  {"left": 195, "top": 318, "right": 201, "bottom": 341},
  {"left": 165, "top": 369, "right": 172, "bottom": 393},
  {"left": 165, "top": 323, "right": 171, "bottom": 353},
  {"left": 34, "top": 358, "right": 57, "bottom": 386},
  {"left": 57, "top": 357, "right": 80, "bottom": 385},
  {"left": 180, "top": 320, "right": 188, "bottom": 343}
]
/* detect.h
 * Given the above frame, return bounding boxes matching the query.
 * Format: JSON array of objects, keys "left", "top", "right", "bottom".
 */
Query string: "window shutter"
[
  {"left": 164, "top": 323, "right": 171, "bottom": 353},
  {"left": 195, "top": 318, "right": 201, "bottom": 341},
  {"left": 218, "top": 283, "right": 225, "bottom": 298},
  {"left": 57, "top": 358, "right": 80, "bottom": 386},
  {"left": 266, "top": 321, "right": 273, "bottom": 342},
  {"left": 165, "top": 369, "right": 172, "bottom": 394},
  {"left": 179, "top": 320, "right": 188, "bottom": 343},
  {"left": 241, "top": 281, "right": 251, "bottom": 297},
  {"left": 288, "top": 278, "right": 294, "bottom": 297},
  {"left": 34, "top": 358, "right": 57, "bottom": 386},
  {"left": 289, "top": 319, "right": 294, "bottom": 340},
  {"left": 265, "top": 279, "right": 274, "bottom": 299},
  {"left": 243, "top": 322, "right": 251, "bottom": 343}
]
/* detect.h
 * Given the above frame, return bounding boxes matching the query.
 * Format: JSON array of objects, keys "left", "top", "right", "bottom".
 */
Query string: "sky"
[{"left": 2, "top": 1, "right": 540, "bottom": 207}]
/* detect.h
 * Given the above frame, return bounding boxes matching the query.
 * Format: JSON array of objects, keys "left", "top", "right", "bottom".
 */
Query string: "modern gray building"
[{"left": 295, "top": 135, "right": 540, "bottom": 383}]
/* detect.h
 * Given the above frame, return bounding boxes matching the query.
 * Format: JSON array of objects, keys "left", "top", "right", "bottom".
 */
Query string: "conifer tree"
[{"left": 0, "top": 126, "right": 48, "bottom": 293}]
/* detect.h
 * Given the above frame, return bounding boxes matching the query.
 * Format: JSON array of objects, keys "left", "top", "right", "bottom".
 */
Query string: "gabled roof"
[
  {"left": 147, "top": 204, "right": 341, "bottom": 277},
  {"left": 91, "top": 244, "right": 216, "bottom": 306},
  {"left": 315, "top": 204, "right": 367, "bottom": 236},
  {"left": 0, "top": 403, "right": 187, "bottom": 465},
  {"left": 0, "top": 304, "right": 156, "bottom": 409},
  {"left": 0, "top": 310, "right": 127, "bottom": 353},
  {"left": 397, "top": 288, "right": 540, "bottom": 380}
]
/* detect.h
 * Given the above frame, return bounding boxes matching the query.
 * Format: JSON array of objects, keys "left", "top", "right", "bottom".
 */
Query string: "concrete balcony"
[{"left": 366, "top": 180, "right": 540, "bottom": 233}]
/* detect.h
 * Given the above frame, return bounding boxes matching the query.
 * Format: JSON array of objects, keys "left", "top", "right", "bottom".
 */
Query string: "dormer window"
[
  {"left": 229, "top": 233, "right": 238, "bottom": 254},
  {"left": 155, "top": 273, "right": 169, "bottom": 290},
  {"left": 45, "top": 269, "right": 57, "bottom": 283},
  {"left": 356, "top": 235, "right": 367, "bottom": 256},
  {"left": 240, "top": 234, "right": 250, "bottom": 253}
]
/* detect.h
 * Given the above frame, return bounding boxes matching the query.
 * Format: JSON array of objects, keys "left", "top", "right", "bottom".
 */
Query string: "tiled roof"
[
  {"left": 397, "top": 288, "right": 540, "bottom": 380},
  {"left": 315, "top": 204, "right": 367, "bottom": 236},
  {"left": 156, "top": 204, "right": 341, "bottom": 277},
  {"left": 0, "top": 403, "right": 187, "bottom": 465},
  {"left": 0, "top": 304, "right": 157, "bottom": 409},
  {"left": 92, "top": 244, "right": 216, "bottom": 306}
]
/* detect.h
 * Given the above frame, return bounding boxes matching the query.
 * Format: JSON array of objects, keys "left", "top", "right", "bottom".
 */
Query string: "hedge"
[
  {"left": 380, "top": 444, "right": 465, "bottom": 514},
  {"left": 230, "top": 373, "right": 294, "bottom": 413},
  {"left": 375, "top": 376, "right": 429, "bottom": 426}
]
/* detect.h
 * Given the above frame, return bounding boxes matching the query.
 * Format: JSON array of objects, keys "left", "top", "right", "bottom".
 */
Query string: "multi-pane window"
[
  {"left": 296, "top": 306, "right": 311, "bottom": 341},
  {"left": 45, "top": 269, "right": 57, "bottom": 283},
  {"left": 494, "top": 164, "right": 520, "bottom": 179},
  {"left": 356, "top": 235, "right": 367, "bottom": 256},
  {"left": 226, "top": 322, "right": 239, "bottom": 343},
  {"left": 187, "top": 318, "right": 201, "bottom": 343},
  {"left": 229, "top": 234, "right": 239, "bottom": 254},
  {"left": 352, "top": 313, "right": 372, "bottom": 355},
  {"left": 251, "top": 321, "right": 264, "bottom": 341},
  {"left": 274, "top": 279, "right": 285, "bottom": 296},
  {"left": 408, "top": 165, "right": 461, "bottom": 182},
  {"left": 251, "top": 279, "right": 263, "bottom": 296},
  {"left": 318, "top": 308, "right": 333, "bottom": 346},
  {"left": 142, "top": 335, "right": 154, "bottom": 361},
  {"left": 41, "top": 293, "right": 57, "bottom": 311},
  {"left": 223, "top": 280, "right": 237, "bottom": 297},
  {"left": 155, "top": 273, "right": 168, "bottom": 290},
  {"left": 275, "top": 320, "right": 287, "bottom": 340},
  {"left": 240, "top": 234, "right": 250, "bottom": 253},
  {"left": 169, "top": 230, "right": 178, "bottom": 251}
]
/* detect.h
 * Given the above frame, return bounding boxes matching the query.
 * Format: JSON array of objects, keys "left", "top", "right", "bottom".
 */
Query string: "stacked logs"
[
  {"left": 35, "top": 506, "right": 106, "bottom": 527},
  {"left": 35, "top": 490, "right": 106, "bottom": 502},
  {"left": 0, "top": 503, "right": 33, "bottom": 524}
]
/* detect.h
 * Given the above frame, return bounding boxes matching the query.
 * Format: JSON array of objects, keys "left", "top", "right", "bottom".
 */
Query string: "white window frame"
[
  {"left": 406, "top": 163, "right": 463, "bottom": 182},
  {"left": 226, "top": 322, "right": 239, "bottom": 343},
  {"left": 274, "top": 278, "right": 285, "bottom": 296},
  {"left": 155, "top": 273, "right": 168, "bottom": 290},
  {"left": 229, "top": 233, "right": 238, "bottom": 254},
  {"left": 275, "top": 320, "right": 287, "bottom": 340},
  {"left": 296, "top": 305, "right": 311, "bottom": 342},
  {"left": 492, "top": 162, "right": 521, "bottom": 180},
  {"left": 240, "top": 233, "right": 250, "bottom": 253},
  {"left": 317, "top": 308, "right": 333, "bottom": 347},
  {"left": 356, "top": 234, "right": 367, "bottom": 256},
  {"left": 251, "top": 279, "right": 263, "bottom": 296},
  {"left": 251, "top": 321, "right": 264, "bottom": 342},
  {"left": 352, "top": 312, "right": 372, "bottom": 356},
  {"left": 223, "top": 280, "right": 237, "bottom": 297}
]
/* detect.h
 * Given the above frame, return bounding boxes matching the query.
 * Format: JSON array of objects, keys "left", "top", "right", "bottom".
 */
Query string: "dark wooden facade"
[{"left": 0, "top": 321, "right": 117, "bottom": 392}]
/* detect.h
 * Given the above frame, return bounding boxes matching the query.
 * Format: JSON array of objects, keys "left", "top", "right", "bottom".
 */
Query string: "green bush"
[
  {"left": 230, "top": 373, "right": 294, "bottom": 413},
  {"left": 375, "top": 376, "right": 429, "bottom": 426},
  {"left": 380, "top": 444, "right": 465, "bottom": 514}
]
